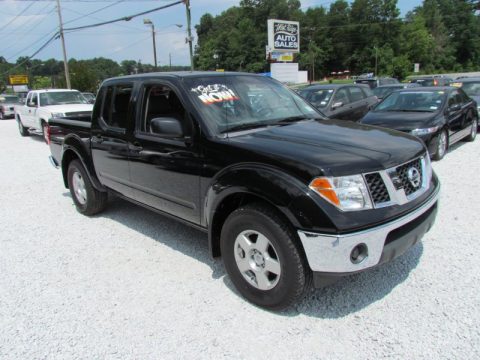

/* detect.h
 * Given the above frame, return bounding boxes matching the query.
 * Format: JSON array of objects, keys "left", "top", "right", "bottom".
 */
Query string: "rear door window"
[
  {"left": 100, "top": 84, "right": 133, "bottom": 129},
  {"left": 333, "top": 88, "right": 350, "bottom": 105},
  {"left": 348, "top": 87, "right": 365, "bottom": 102}
]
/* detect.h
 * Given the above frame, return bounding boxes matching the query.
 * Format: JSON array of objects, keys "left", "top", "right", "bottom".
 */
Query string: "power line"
[
  {"left": 4, "top": 28, "right": 59, "bottom": 61},
  {"left": 0, "top": 1, "right": 36, "bottom": 32},
  {"left": 63, "top": 0, "right": 126, "bottom": 25},
  {"left": 63, "top": 0, "right": 183, "bottom": 32}
]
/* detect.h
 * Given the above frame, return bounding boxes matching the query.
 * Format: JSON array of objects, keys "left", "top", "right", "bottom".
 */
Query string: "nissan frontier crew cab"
[{"left": 48, "top": 72, "right": 440, "bottom": 310}]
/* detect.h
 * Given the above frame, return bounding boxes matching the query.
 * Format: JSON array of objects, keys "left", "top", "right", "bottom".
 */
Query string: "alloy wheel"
[{"left": 234, "top": 230, "right": 281, "bottom": 290}]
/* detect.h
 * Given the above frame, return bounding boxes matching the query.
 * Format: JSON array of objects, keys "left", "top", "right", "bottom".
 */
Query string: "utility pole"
[
  {"left": 374, "top": 46, "right": 378, "bottom": 76},
  {"left": 56, "top": 0, "right": 71, "bottom": 89},
  {"left": 169, "top": 53, "right": 172, "bottom": 70},
  {"left": 144, "top": 19, "right": 158, "bottom": 69},
  {"left": 184, "top": 0, "right": 194, "bottom": 71}
]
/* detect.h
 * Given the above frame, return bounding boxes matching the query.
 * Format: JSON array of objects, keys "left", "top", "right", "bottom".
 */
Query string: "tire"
[
  {"left": 464, "top": 117, "right": 477, "bottom": 142},
  {"left": 17, "top": 117, "right": 29, "bottom": 137},
  {"left": 67, "top": 159, "right": 107, "bottom": 216},
  {"left": 432, "top": 129, "right": 448, "bottom": 161},
  {"left": 220, "top": 203, "right": 310, "bottom": 310},
  {"left": 41, "top": 121, "right": 49, "bottom": 144}
]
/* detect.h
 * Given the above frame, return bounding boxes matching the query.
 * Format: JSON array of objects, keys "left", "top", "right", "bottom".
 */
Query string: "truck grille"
[
  {"left": 64, "top": 111, "right": 92, "bottom": 118},
  {"left": 395, "top": 158, "right": 423, "bottom": 196},
  {"left": 365, "top": 173, "right": 390, "bottom": 205}
]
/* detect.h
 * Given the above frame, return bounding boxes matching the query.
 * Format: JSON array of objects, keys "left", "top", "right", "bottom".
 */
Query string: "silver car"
[{"left": 0, "top": 94, "right": 21, "bottom": 120}]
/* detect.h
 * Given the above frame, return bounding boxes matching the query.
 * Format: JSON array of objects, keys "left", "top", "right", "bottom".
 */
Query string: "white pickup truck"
[{"left": 16, "top": 89, "right": 93, "bottom": 142}]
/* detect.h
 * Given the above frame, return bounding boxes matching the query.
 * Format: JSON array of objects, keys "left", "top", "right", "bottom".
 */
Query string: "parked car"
[
  {"left": 354, "top": 77, "right": 399, "bottom": 89},
  {"left": 450, "top": 77, "right": 480, "bottom": 113},
  {"left": 0, "top": 94, "right": 21, "bottom": 119},
  {"left": 81, "top": 92, "right": 96, "bottom": 104},
  {"left": 360, "top": 87, "right": 478, "bottom": 160},
  {"left": 373, "top": 83, "right": 421, "bottom": 100},
  {"left": 298, "top": 84, "right": 378, "bottom": 121},
  {"left": 409, "top": 76, "right": 453, "bottom": 87},
  {"left": 47, "top": 72, "right": 440, "bottom": 310},
  {"left": 15, "top": 89, "right": 93, "bottom": 143}
]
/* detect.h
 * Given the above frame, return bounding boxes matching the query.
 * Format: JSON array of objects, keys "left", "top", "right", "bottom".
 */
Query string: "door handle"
[{"left": 93, "top": 135, "right": 104, "bottom": 144}]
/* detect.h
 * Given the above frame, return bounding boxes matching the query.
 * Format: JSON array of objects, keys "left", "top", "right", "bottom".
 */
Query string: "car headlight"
[
  {"left": 411, "top": 126, "right": 440, "bottom": 136},
  {"left": 309, "top": 175, "right": 373, "bottom": 211},
  {"left": 51, "top": 112, "right": 65, "bottom": 119}
]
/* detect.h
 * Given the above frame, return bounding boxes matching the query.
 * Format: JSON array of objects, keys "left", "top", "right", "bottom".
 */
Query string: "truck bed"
[{"left": 48, "top": 117, "right": 91, "bottom": 166}]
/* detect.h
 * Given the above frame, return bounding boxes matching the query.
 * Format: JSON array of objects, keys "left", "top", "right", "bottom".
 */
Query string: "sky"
[{"left": 1, "top": 0, "right": 423, "bottom": 67}]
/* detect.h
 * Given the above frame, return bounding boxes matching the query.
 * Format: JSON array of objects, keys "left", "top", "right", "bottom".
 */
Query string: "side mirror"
[
  {"left": 88, "top": 99, "right": 95, "bottom": 104},
  {"left": 150, "top": 117, "right": 183, "bottom": 137},
  {"left": 332, "top": 101, "right": 343, "bottom": 110},
  {"left": 28, "top": 101, "right": 37, "bottom": 108}
]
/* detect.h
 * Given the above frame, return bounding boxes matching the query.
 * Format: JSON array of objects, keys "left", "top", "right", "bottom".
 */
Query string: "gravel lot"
[{"left": 0, "top": 119, "right": 479, "bottom": 359}]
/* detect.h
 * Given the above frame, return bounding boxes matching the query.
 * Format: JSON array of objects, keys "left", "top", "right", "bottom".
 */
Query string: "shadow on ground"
[{"left": 63, "top": 192, "right": 424, "bottom": 319}]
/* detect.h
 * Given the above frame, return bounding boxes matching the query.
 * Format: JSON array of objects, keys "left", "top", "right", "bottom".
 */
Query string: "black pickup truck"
[{"left": 48, "top": 72, "right": 440, "bottom": 310}]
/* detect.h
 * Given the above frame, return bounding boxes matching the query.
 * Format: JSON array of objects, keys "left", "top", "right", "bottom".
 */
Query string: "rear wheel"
[
  {"left": 464, "top": 118, "right": 478, "bottom": 142},
  {"left": 220, "top": 203, "right": 310, "bottom": 310},
  {"left": 17, "top": 117, "right": 29, "bottom": 137},
  {"left": 67, "top": 159, "right": 107, "bottom": 215},
  {"left": 432, "top": 129, "right": 448, "bottom": 161}
]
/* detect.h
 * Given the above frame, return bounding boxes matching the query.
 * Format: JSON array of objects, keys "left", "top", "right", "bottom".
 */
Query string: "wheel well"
[
  {"left": 210, "top": 193, "right": 295, "bottom": 258},
  {"left": 61, "top": 150, "right": 79, "bottom": 188}
]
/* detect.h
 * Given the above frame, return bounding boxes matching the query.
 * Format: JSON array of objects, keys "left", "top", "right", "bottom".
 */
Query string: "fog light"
[{"left": 350, "top": 243, "right": 368, "bottom": 264}]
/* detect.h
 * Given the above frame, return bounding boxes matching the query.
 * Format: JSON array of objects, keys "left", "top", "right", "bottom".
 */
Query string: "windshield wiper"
[{"left": 222, "top": 122, "right": 272, "bottom": 133}]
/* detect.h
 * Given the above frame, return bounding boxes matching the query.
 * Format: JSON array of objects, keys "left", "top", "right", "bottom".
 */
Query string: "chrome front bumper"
[{"left": 298, "top": 185, "right": 440, "bottom": 273}]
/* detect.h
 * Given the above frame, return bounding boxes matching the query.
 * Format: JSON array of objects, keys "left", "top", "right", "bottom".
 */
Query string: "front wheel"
[
  {"left": 464, "top": 118, "right": 478, "bottom": 142},
  {"left": 432, "top": 129, "right": 448, "bottom": 161},
  {"left": 17, "top": 117, "right": 29, "bottom": 137},
  {"left": 67, "top": 159, "right": 107, "bottom": 215},
  {"left": 220, "top": 203, "right": 310, "bottom": 310}
]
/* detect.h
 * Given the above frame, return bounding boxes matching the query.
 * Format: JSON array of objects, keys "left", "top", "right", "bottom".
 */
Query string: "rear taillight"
[
  {"left": 434, "top": 79, "right": 438, "bottom": 86},
  {"left": 46, "top": 125, "right": 51, "bottom": 144}
]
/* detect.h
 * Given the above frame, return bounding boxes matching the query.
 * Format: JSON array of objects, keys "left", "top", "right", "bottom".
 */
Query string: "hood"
[
  {"left": 226, "top": 119, "right": 426, "bottom": 177},
  {"left": 42, "top": 103, "right": 93, "bottom": 114},
  {"left": 360, "top": 111, "right": 438, "bottom": 131}
]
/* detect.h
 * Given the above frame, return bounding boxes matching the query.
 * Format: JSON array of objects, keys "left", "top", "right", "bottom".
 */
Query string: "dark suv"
[{"left": 298, "top": 84, "right": 378, "bottom": 121}]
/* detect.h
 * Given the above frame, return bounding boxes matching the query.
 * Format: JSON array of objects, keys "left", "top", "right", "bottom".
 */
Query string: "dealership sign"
[
  {"left": 267, "top": 19, "right": 300, "bottom": 53},
  {"left": 8, "top": 75, "right": 29, "bottom": 85}
]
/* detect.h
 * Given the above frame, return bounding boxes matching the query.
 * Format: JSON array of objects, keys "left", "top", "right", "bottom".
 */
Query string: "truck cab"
[{"left": 48, "top": 72, "right": 440, "bottom": 310}]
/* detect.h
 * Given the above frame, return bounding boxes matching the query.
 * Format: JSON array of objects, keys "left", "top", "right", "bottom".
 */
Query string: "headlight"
[
  {"left": 309, "top": 175, "right": 373, "bottom": 211},
  {"left": 51, "top": 112, "right": 65, "bottom": 119},
  {"left": 411, "top": 126, "right": 440, "bottom": 136}
]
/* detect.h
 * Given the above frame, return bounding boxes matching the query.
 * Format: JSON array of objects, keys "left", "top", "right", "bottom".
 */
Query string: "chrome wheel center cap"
[{"left": 253, "top": 252, "right": 265, "bottom": 267}]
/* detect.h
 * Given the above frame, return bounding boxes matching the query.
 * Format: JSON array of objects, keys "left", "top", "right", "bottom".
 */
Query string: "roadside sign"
[
  {"left": 414, "top": 63, "right": 420, "bottom": 73},
  {"left": 9, "top": 75, "right": 29, "bottom": 85}
]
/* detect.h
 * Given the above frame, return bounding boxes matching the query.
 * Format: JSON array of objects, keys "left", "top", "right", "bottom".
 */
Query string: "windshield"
[
  {"left": 39, "top": 91, "right": 88, "bottom": 106},
  {"left": 374, "top": 91, "right": 446, "bottom": 112},
  {"left": 185, "top": 75, "right": 322, "bottom": 135},
  {"left": 373, "top": 86, "right": 401, "bottom": 98},
  {"left": 0, "top": 95, "right": 20, "bottom": 103},
  {"left": 298, "top": 88, "right": 333, "bottom": 108},
  {"left": 461, "top": 82, "right": 480, "bottom": 97}
]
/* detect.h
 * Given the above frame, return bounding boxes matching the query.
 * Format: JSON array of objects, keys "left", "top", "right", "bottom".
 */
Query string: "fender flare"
[
  {"left": 61, "top": 135, "right": 106, "bottom": 192},
  {"left": 204, "top": 163, "right": 335, "bottom": 257}
]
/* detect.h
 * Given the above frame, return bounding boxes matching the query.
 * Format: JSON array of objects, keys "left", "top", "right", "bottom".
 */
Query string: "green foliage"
[
  {"left": 32, "top": 76, "right": 52, "bottom": 90},
  {"left": 194, "top": 0, "right": 480, "bottom": 79}
]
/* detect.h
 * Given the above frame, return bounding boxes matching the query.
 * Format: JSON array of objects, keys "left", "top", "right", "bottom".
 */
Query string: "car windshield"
[
  {"left": 0, "top": 95, "right": 20, "bottom": 103},
  {"left": 298, "top": 88, "right": 334, "bottom": 108},
  {"left": 82, "top": 93, "right": 95, "bottom": 100},
  {"left": 373, "top": 86, "right": 401, "bottom": 98},
  {"left": 39, "top": 91, "right": 87, "bottom": 106},
  {"left": 461, "top": 82, "right": 480, "bottom": 97},
  {"left": 374, "top": 91, "right": 446, "bottom": 113},
  {"left": 184, "top": 75, "right": 323, "bottom": 135}
]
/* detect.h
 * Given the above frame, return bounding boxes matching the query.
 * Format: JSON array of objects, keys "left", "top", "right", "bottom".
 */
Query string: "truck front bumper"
[{"left": 298, "top": 185, "right": 439, "bottom": 287}]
